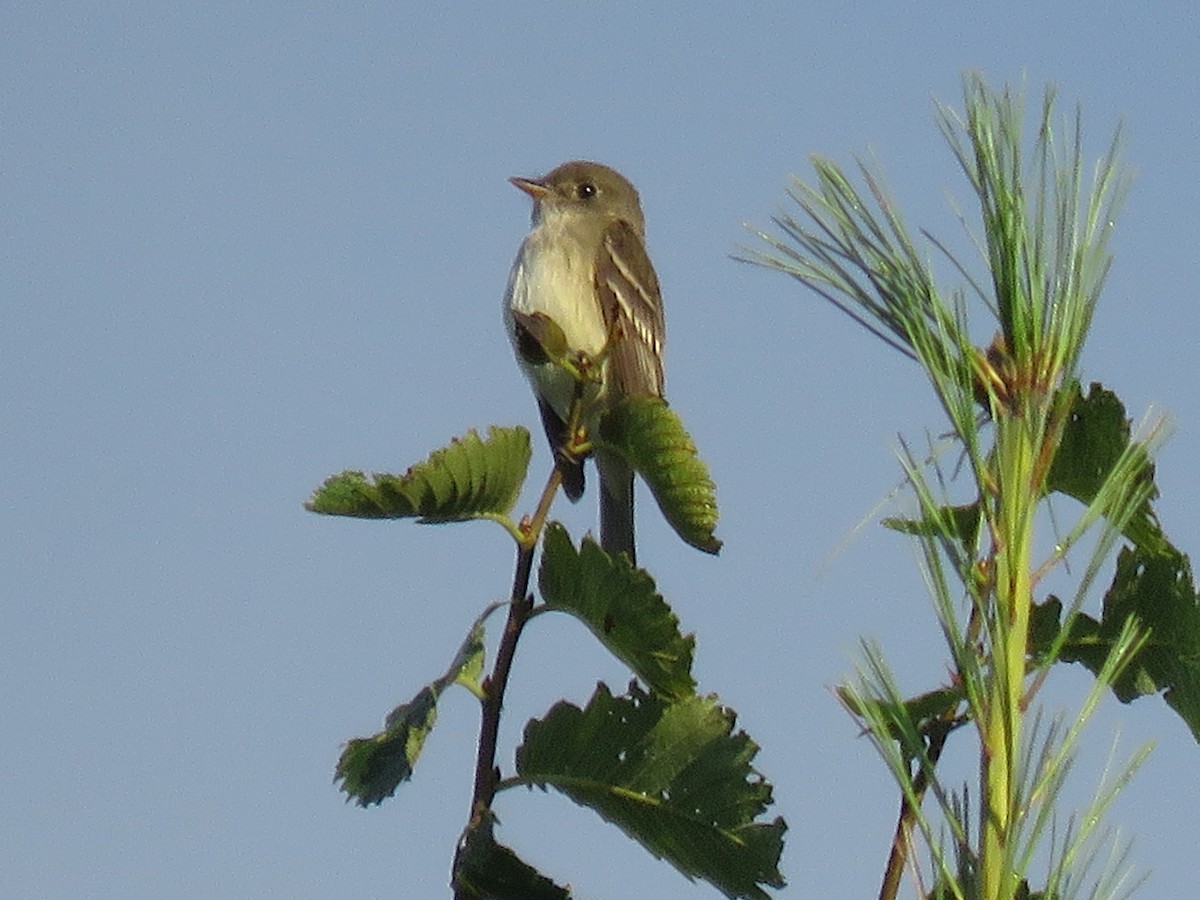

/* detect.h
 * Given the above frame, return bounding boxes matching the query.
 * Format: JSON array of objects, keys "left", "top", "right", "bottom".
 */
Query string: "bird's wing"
[{"left": 594, "top": 219, "right": 666, "bottom": 399}]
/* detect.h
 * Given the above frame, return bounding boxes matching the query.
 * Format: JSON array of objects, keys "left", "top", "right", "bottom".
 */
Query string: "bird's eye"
[{"left": 577, "top": 182, "right": 597, "bottom": 200}]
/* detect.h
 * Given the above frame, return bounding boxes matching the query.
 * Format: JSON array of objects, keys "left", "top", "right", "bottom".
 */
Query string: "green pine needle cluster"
[{"left": 748, "top": 73, "right": 1191, "bottom": 900}]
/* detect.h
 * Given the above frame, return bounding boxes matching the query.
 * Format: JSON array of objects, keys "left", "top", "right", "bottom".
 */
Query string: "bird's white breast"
[
  {"left": 503, "top": 220, "right": 611, "bottom": 420},
  {"left": 504, "top": 223, "right": 608, "bottom": 355}
]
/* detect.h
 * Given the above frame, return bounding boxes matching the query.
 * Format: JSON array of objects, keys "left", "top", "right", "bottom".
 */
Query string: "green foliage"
[
  {"left": 335, "top": 619, "right": 486, "bottom": 806},
  {"left": 509, "top": 309, "right": 572, "bottom": 368},
  {"left": 887, "top": 381, "right": 1159, "bottom": 558},
  {"left": 598, "top": 397, "right": 722, "bottom": 554},
  {"left": 538, "top": 522, "right": 696, "bottom": 700},
  {"left": 884, "top": 502, "right": 983, "bottom": 550},
  {"left": 307, "top": 349, "right": 782, "bottom": 897},
  {"left": 839, "top": 683, "right": 965, "bottom": 748},
  {"left": 746, "top": 73, "right": 1179, "bottom": 900},
  {"left": 453, "top": 816, "right": 571, "bottom": 900},
  {"left": 1047, "top": 382, "right": 1165, "bottom": 553},
  {"left": 1033, "top": 545, "right": 1200, "bottom": 740},
  {"left": 513, "top": 682, "right": 786, "bottom": 900},
  {"left": 305, "top": 426, "right": 531, "bottom": 524},
  {"left": 885, "top": 380, "right": 1198, "bottom": 744},
  {"left": 335, "top": 687, "right": 437, "bottom": 808},
  {"left": 927, "top": 876, "right": 1054, "bottom": 899}
]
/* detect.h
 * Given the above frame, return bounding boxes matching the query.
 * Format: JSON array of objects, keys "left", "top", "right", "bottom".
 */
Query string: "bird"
[{"left": 503, "top": 160, "right": 666, "bottom": 565}]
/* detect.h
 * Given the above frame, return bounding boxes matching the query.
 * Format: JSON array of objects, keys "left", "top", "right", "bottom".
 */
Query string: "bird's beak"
[{"left": 509, "top": 176, "right": 550, "bottom": 199}]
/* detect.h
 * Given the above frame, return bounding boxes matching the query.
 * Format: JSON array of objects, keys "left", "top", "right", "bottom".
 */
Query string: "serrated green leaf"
[
  {"left": 597, "top": 398, "right": 721, "bottom": 554},
  {"left": 538, "top": 523, "right": 695, "bottom": 700},
  {"left": 1036, "top": 546, "right": 1200, "bottom": 741},
  {"left": 1046, "top": 382, "right": 1164, "bottom": 552},
  {"left": 336, "top": 686, "right": 436, "bottom": 807},
  {"left": 336, "top": 618, "right": 487, "bottom": 806},
  {"left": 453, "top": 814, "right": 572, "bottom": 899},
  {"left": 305, "top": 426, "right": 531, "bottom": 523},
  {"left": 513, "top": 682, "right": 786, "bottom": 900}
]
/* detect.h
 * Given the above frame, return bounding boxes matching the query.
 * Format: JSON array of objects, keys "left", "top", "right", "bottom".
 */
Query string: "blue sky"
[{"left": 4, "top": 4, "right": 1199, "bottom": 898}]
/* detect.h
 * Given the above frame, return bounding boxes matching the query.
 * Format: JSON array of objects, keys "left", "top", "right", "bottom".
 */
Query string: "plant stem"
[
  {"left": 466, "top": 467, "right": 561, "bottom": 813},
  {"left": 878, "top": 719, "right": 952, "bottom": 900},
  {"left": 453, "top": 466, "right": 562, "bottom": 900},
  {"left": 464, "top": 554, "right": 533, "bottom": 825},
  {"left": 458, "top": 375, "right": 585, "bottom": 882},
  {"left": 981, "top": 415, "right": 1038, "bottom": 900}
]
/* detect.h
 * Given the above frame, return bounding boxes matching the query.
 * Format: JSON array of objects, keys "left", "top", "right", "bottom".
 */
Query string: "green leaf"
[
  {"left": 894, "top": 383, "right": 1165, "bottom": 562},
  {"left": 597, "top": 398, "right": 722, "bottom": 554},
  {"left": 306, "top": 426, "right": 531, "bottom": 523},
  {"left": 336, "top": 617, "right": 487, "bottom": 806},
  {"left": 883, "top": 502, "right": 982, "bottom": 547},
  {"left": 1027, "top": 595, "right": 1067, "bottom": 664},
  {"left": 510, "top": 310, "right": 571, "bottom": 367},
  {"left": 452, "top": 814, "right": 571, "bottom": 900},
  {"left": 1034, "top": 546, "right": 1200, "bottom": 741},
  {"left": 838, "top": 684, "right": 964, "bottom": 750},
  {"left": 538, "top": 523, "right": 696, "bottom": 700},
  {"left": 1046, "top": 382, "right": 1164, "bottom": 552},
  {"left": 335, "top": 686, "right": 437, "bottom": 808},
  {"left": 513, "top": 682, "right": 786, "bottom": 899}
]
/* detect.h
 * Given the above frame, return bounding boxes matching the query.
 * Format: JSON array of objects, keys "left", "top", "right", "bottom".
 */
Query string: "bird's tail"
[{"left": 597, "top": 448, "right": 636, "bottom": 565}]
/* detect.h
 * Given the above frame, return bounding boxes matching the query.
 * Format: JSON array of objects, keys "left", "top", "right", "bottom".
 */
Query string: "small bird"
[{"left": 503, "top": 160, "right": 666, "bottom": 565}]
